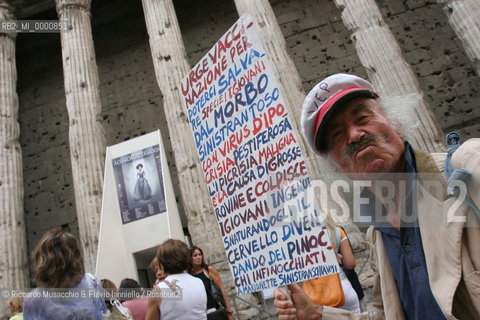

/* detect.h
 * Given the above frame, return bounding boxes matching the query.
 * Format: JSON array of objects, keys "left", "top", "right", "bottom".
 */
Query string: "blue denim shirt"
[
  {"left": 360, "top": 142, "right": 446, "bottom": 320},
  {"left": 23, "top": 273, "right": 106, "bottom": 320}
]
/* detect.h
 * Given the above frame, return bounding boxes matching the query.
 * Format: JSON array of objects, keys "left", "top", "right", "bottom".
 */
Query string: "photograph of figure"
[
  {"left": 133, "top": 163, "right": 152, "bottom": 201},
  {"left": 112, "top": 145, "right": 167, "bottom": 224}
]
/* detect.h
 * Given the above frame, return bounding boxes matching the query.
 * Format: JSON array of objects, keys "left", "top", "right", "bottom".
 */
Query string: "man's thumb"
[{"left": 286, "top": 283, "right": 303, "bottom": 295}]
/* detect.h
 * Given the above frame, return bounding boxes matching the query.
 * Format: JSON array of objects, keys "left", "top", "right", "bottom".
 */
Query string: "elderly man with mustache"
[{"left": 274, "top": 74, "right": 480, "bottom": 320}]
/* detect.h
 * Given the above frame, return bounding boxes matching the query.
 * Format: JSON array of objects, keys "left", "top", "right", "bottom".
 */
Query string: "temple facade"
[{"left": 0, "top": 0, "right": 479, "bottom": 317}]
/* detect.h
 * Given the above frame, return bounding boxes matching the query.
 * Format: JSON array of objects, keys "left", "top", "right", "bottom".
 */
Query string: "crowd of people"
[
  {"left": 7, "top": 222, "right": 363, "bottom": 320},
  {"left": 8, "top": 230, "right": 235, "bottom": 320}
]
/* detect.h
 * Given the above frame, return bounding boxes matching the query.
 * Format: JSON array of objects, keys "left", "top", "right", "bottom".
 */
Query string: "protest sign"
[{"left": 180, "top": 14, "right": 338, "bottom": 295}]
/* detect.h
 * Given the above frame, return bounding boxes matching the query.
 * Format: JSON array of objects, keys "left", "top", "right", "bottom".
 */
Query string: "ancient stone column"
[
  {"left": 55, "top": 0, "right": 106, "bottom": 273},
  {"left": 141, "top": 1, "right": 259, "bottom": 316},
  {"left": 234, "top": 0, "right": 365, "bottom": 252},
  {"left": 140, "top": 0, "right": 222, "bottom": 261},
  {"left": 233, "top": 0, "right": 323, "bottom": 179},
  {"left": 334, "top": 0, "right": 444, "bottom": 152},
  {"left": 0, "top": 2, "right": 29, "bottom": 310},
  {"left": 437, "top": 0, "right": 480, "bottom": 74}
]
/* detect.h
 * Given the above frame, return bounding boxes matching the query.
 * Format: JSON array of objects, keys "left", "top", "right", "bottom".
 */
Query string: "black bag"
[
  {"left": 207, "top": 308, "right": 228, "bottom": 320},
  {"left": 209, "top": 278, "right": 226, "bottom": 308},
  {"left": 204, "top": 272, "right": 228, "bottom": 319},
  {"left": 343, "top": 267, "right": 364, "bottom": 300},
  {"left": 338, "top": 227, "right": 364, "bottom": 301}
]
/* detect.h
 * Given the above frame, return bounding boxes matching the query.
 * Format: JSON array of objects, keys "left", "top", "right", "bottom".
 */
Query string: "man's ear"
[{"left": 393, "top": 122, "right": 405, "bottom": 140}]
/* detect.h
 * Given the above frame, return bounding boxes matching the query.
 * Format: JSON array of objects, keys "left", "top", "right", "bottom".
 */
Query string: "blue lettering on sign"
[
  {"left": 193, "top": 85, "right": 217, "bottom": 113},
  {"left": 281, "top": 215, "right": 324, "bottom": 242},
  {"left": 286, "top": 231, "right": 328, "bottom": 259},
  {"left": 271, "top": 177, "right": 310, "bottom": 208},
  {"left": 194, "top": 121, "right": 214, "bottom": 148},
  {"left": 268, "top": 248, "right": 287, "bottom": 266},
  {"left": 219, "top": 116, "right": 292, "bottom": 163},
  {"left": 228, "top": 242, "right": 266, "bottom": 266},
  {"left": 197, "top": 108, "right": 254, "bottom": 162},
  {"left": 278, "top": 264, "right": 338, "bottom": 286},
  {"left": 218, "top": 62, "right": 243, "bottom": 94},
  {"left": 239, "top": 49, "right": 265, "bottom": 70},
  {"left": 222, "top": 207, "right": 293, "bottom": 249},
  {"left": 235, "top": 278, "right": 279, "bottom": 295},
  {"left": 218, "top": 200, "right": 270, "bottom": 236},
  {"left": 214, "top": 73, "right": 269, "bottom": 127},
  {"left": 234, "top": 273, "right": 252, "bottom": 288},
  {"left": 198, "top": 85, "right": 278, "bottom": 163}
]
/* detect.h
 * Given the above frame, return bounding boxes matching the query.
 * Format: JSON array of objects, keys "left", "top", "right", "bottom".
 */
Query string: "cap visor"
[{"left": 314, "top": 89, "right": 377, "bottom": 152}]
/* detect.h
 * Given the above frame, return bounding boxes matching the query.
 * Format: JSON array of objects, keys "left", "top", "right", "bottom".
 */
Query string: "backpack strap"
[
  {"left": 204, "top": 268, "right": 225, "bottom": 308},
  {"left": 84, "top": 273, "right": 107, "bottom": 315},
  {"left": 327, "top": 227, "right": 342, "bottom": 254},
  {"left": 444, "top": 132, "right": 461, "bottom": 178},
  {"left": 444, "top": 132, "right": 480, "bottom": 219},
  {"left": 335, "top": 228, "right": 342, "bottom": 252}
]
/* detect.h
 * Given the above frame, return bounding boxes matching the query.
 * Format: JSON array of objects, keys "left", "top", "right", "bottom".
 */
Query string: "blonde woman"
[
  {"left": 23, "top": 229, "right": 105, "bottom": 319},
  {"left": 146, "top": 239, "right": 207, "bottom": 320}
]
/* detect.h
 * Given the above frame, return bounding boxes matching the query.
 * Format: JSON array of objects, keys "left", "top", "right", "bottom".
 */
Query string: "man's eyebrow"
[
  {"left": 351, "top": 103, "right": 371, "bottom": 115},
  {"left": 327, "top": 102, "right": 373, "bottom": 131}
]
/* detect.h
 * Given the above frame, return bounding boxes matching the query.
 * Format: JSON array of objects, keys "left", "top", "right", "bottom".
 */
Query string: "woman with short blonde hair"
[
  {"left": 146, "top": 239, "right": 207, "bottom": 320},
  {"left": 23, "top": 229, "right": 105, "bottom": 319}
]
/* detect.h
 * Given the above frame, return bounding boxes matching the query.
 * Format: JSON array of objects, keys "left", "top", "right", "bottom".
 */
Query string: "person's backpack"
[
  {"left": 444, "top": 132, "right": 480, "bottom": 218},
  {"left": 302, "top": 227, "right": 346, "bottom": 307},
  {"left": 109, "top": 300, "right": 134, "bottom": 320}
]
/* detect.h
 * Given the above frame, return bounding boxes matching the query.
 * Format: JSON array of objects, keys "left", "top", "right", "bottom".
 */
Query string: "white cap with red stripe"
[{"left": 301, "top": 73, "right": 378, "bottom": 155}]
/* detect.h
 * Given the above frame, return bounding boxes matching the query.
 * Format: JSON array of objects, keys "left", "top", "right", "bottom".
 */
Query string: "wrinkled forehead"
[{"left": 325, "top": 97, "right": 381, "bottom": 127}]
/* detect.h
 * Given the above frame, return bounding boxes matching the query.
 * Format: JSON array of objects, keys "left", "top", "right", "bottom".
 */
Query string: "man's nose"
[{"left": 346, "top": 125, "right": 365, "bottom": 144}]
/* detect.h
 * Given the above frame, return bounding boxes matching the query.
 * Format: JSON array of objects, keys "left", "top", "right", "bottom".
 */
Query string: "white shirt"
[{"left": 158, "top": 273, "right": 207, "bottom": 320}]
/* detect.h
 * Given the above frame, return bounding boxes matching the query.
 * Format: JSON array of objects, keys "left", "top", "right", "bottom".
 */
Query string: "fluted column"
[
  {"left": 141, "top": 2, "right": 260, "bottom": 316},
  {"left": 141, "top": 0, "right": 225, "bottom": 258},
  {"left": 0, "top": 1, "right": 29, "bottom": 304},
  {"left": 233, "top": 0, "right": 324, "bottom": 179},
  {"left": 55, "top": 0, "right": 106, "bottom": 272},
  {"left": 234, "top": 0, "right": 366, "bottom": 247},
  {"left": 334, "top": 0, "right": 444, "bottom": 152},
  {"left": 438, "top": 0, "right": 480, "bottom": 74}
]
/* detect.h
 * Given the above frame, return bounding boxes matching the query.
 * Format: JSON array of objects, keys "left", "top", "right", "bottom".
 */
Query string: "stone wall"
[
  {"left": 270, "top": 0, "right": 480, "bottom": 139},
  {"left": 92, "top": 0, "right": 187, "bottom": 227},
  {"left": 17, "top": 14, "right": 77, "bottom": 252},
  {"left": 378, "top": 0, "right": 480, "bottom": 139},
  {"left": 271, "top": 0, "right": 368, "bottom": 91},
  {"left": 175, "top": 0, "right": 239, "bottom": 66}
]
